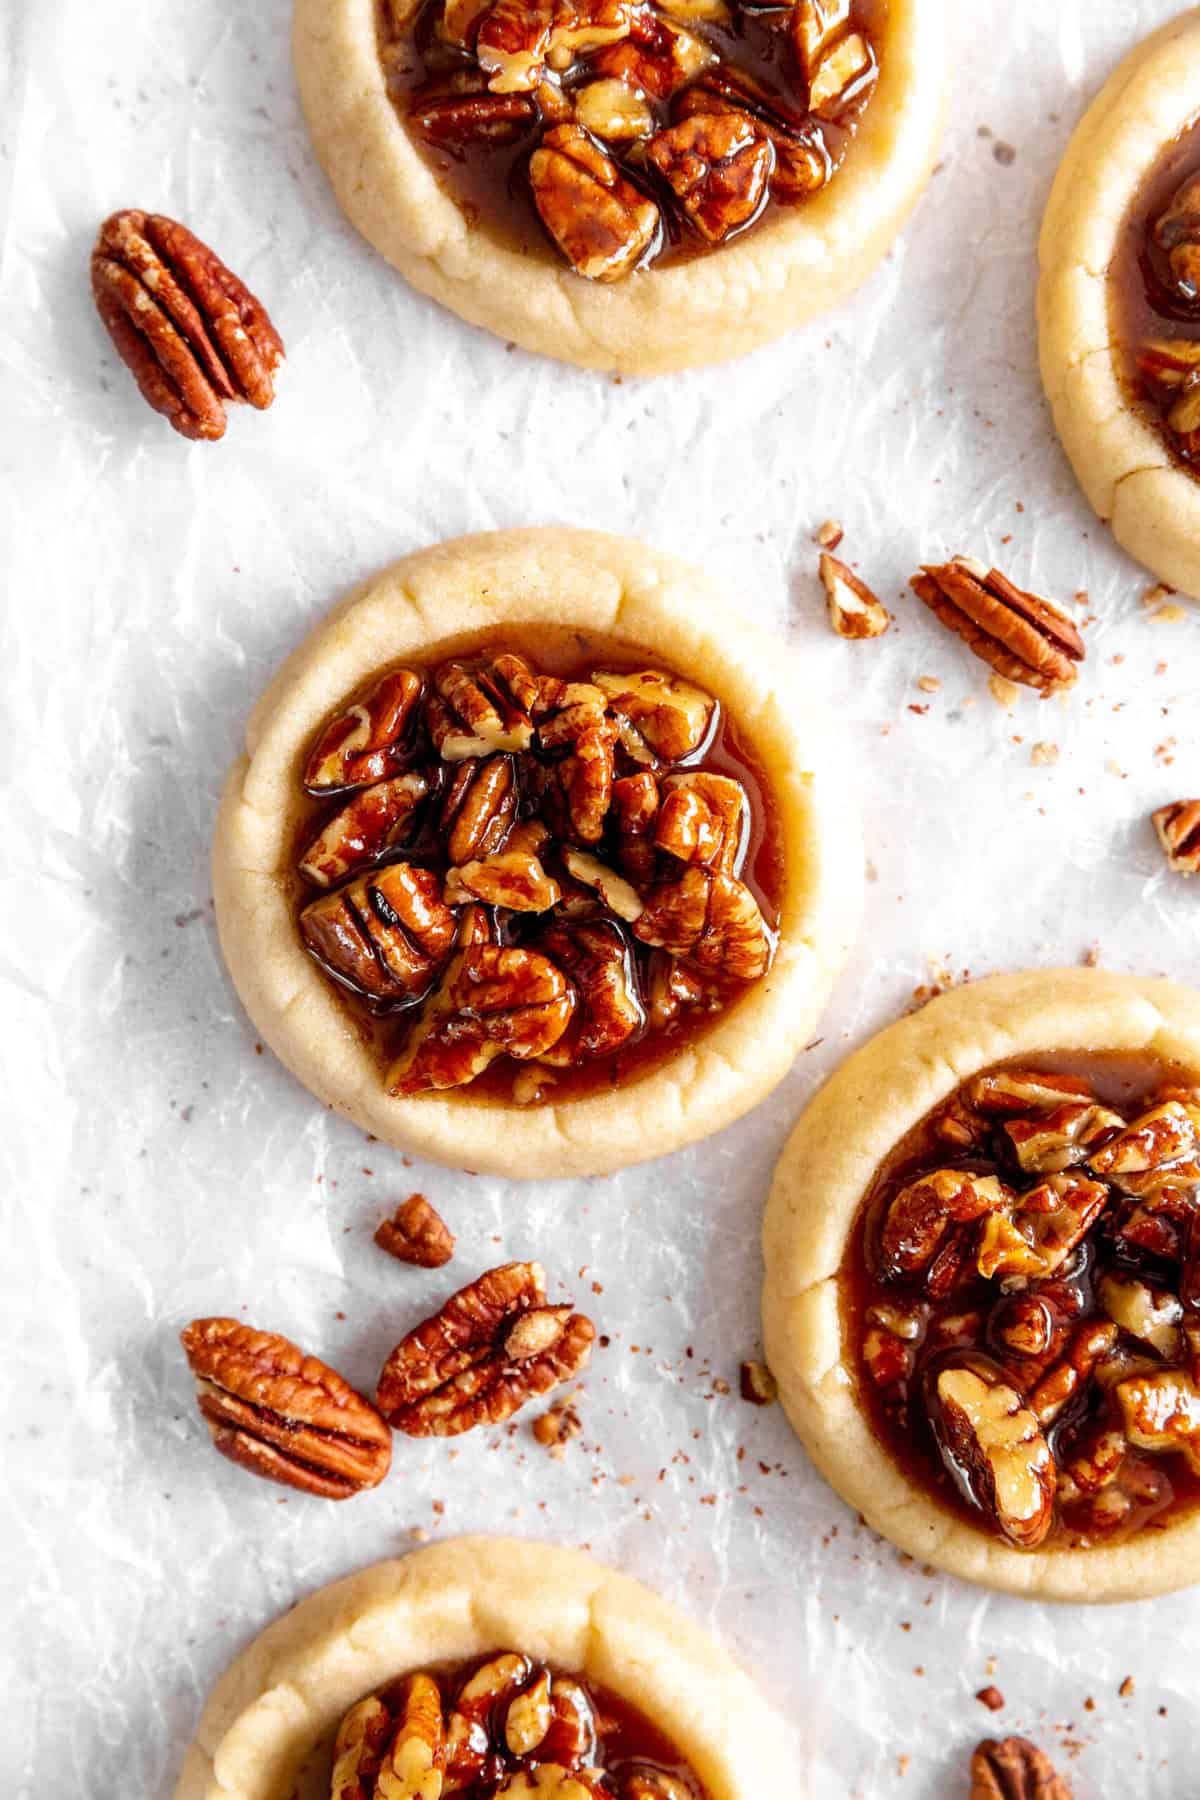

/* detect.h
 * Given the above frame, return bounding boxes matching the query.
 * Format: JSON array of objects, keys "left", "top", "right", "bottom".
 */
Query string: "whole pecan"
[
  {"left": 180, "top": 1318, "right": 392, "bottom": 1499},
  {"left": 632, "top": 867, "right": 771, "bottom": 980},
  {"left": 376, "top": 1261, "right": 595, "bottom": 1436},
  {"left": 1152, "top": 799, "right": 1200, "bottom": 874},
  {"left": 91, "top": 210, "right": 284, "bottom": 441},
  {"left": 969, "top": 1736, "right": 1072, "bottom": 1800},
  {"left": 656, "top": 772, "right": 747, "bottom": 873},
  {"left": 387, "top": 944, "right": 576, "bottom": 1092},
  {"left": 909, "top": 558, "right": 1085, "bottom": 694},
  {"left": 301, "top": 863, "right": 457, "bottom": 1003},
  {"left": 375, "top": 1193, "right": 456, "bottom": 1268},
  {"left": 442, "top": 754, "right": 518, "bottom": 863}
]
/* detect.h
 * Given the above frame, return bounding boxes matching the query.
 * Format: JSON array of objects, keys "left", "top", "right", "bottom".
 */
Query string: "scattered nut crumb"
[
  {"left": 1153, "top": 603, "right": 1187, "bottom": 624},
  {"left": 1141, "top": 583, "right": 1174, "bottom": 608},
  {"left": 740, "top": 1360, "right": 778, "bottom": 1406},
  {"left": 815, "top": 519, "right": 844, "bottom": 550},
  {"left": 976, "top": 1686, "right": 1005, "bottom": 1712},
  {"left": 988, "top": 673, "right": 1020, "bottom": 708},
  {"left": 1119, "top": 1675, "right": 1135, "bottom": 1699},
  {"left": 533, "top": 1401, "right": 582, "bottom": 1457},
  {"left": 374, "top": 1194, "right": 455, "bottom": 1268},
  {"left": 818, "top": 553, "right": 891, "bottom": 640},
  {"left": 916, "top": 675, "right": 941, "bottom": 693},
  {"left": 1030, "top": 741, "right": 1059, "bottom": 766},
  {"left": 1082, "top": 944, "right": 1101, "bottom": 968}
]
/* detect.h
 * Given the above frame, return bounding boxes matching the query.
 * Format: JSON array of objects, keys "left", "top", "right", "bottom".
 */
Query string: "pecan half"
[
  {"left": 301, "top": 864, "right": 457, "bottom": 1003},
  {"left": 299, "top": 771, "right": 431, "bottom": 887},
  {"left": 180, "top": 1318, "right": 391, "bottom": 1499},
  {"left": 376, "top": 1261, "right": 595, "bottom": 1435},
  {"left": 909, "top": 558, "right": 1085, "bottom": 694},
  {"left": 411, "top": 86, "right": 538, "bottom": 144},
  {"left": 1004, "top": 1102, "right": 1124, "bottom": 1174},
  {"left": 611, "top": 771, "right": 661, "bottom": 881},
  {"left": 447, "top": 1653, "right": 534, "bottom": 1784},
  {"left": 304, "top": 670, "right": 424, "bottom": 793},
  {"left": 1089, "top": 1099, "right": 1200, "bottom": 1184},
  {"left": 818, "top": 553, "right": 890, "bottom": 639},
  {"left": 632, "top": 867, "right": 770, "bottom": 979},
  {"left": 679, "top": 75, "right": 832, "bottom": 202},
  {"left": 655, "top": 772, "right": 747, "bottom": 873},
  {"left": 375, "top": 1194, "right": 456, "bottom": 1268},
  {"left": 428, "top": 656, "right": 539, "bottom": 759},
  {"left": 535, "top": 679, "right": 618, "bottom": 842},
  {"left": 444, "top": 850, "right": 563, "bottom": 911},
  {"left": 387, "top": 944, "right": 576, "bottom": 1092},
  {"left": 529, "top": 125, "right": 661, "bottom": 281},
  {"left": 331, "top": 1695, "right": 391, "bottom": 1800},
  {"left": 969, "top": 1737, "right": 1072, "bottom": 1800},
  {"left": 92, "top": 210, "right": 283, "bottom": 441},
  {"left": 537, "top": 918, "right": 645, "bottom": 1060},
  {"left": 442, "top": 755, "right": 518, "bottom": 863},
  {"left": 644, "top": 113, "right": 773, "bottom": 244},
  {"left": 927, "top": 1358, "right": 1056, "bottom": 1548},
  {"left": 877, "top": 1170, "right": 1010, "bottom": 1284},
  {"left": 975, "top": 1172, "right": 1110, "bottom": 1283},
  {"left": 1152, "top": 800, "right": 1200, "bottom": 874},
  {"left": 591, "top": 668, "right": 714, "bottom": 764}
]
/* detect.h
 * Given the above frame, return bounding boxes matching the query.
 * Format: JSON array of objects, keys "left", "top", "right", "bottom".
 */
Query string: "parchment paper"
[{"left": 2, "top": 2, "right": 1199, "bottom": 1794}]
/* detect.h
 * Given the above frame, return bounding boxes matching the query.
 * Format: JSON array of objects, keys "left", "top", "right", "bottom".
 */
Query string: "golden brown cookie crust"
[
  {"left": 762, "top": 968, "right": 1200, "bottom": 1602},
  {"left": 291, "top": 0, "right": 950, "bottom": 374},
  {"left": 212, "top": 528, "right": 862, "bottom": 1178},
  {"left": 1038, "top": 9, "right": 1200, "bottom": 599},
  {"left": 172, "top": 1536, "right": 793, "bottom": 1799}
]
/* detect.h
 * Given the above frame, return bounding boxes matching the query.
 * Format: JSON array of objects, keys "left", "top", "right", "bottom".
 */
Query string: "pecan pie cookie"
[
  {"left": 1039, "top": 10, "right": 1200, "bottom": 600},
  {"left": 212, "top": 529, "right": 861, "bottom": 1177},
  {"left": 172, "top": 1538, "right": 792, "bottom": 1799},
  {"left": 292, "top": 0, "right": 949, "bottom": 372},
  {"left": 763, "top": 968, "right": 1200, "bottom": 1601}
]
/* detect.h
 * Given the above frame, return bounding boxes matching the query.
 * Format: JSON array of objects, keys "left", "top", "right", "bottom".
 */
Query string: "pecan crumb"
[
  {"left": 1082, "top": 944, "right": 1101, "bottom": 967},
  {"left": 533, "top": 1400, "right": 583, "bottom": 1452},
  {"left": 916, "top": 675, "right": 941, "bottom": 693},
  {"left": 740, "top": 1359, "right": 779, "bottom": 1405},
  {"left": 976, "top": 1685, "right": 1005, "bottom": 1712},
  {"left": 988, "top": 673, "right": 1020, "bottom": 708},
  {"left": 815, "top": 519, "right": 844, "bottom": 550},
  {"left": 374, "top": 1194, "right": 456, "bottom": 1268},
  {"left": 1030, "top": 741, "right": 1059, "bottom": 766},
  {"left": 1119, "top": 1675, "right": 1135, "bottom": 1698},
  {"left": 1141, "top": 582, "right": 1174, "bottom": 608}
]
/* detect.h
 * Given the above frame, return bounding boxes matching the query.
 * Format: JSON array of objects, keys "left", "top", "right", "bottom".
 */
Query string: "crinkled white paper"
[{"left": 3, "top": 3, "right": 1200, "bottom": 1795}]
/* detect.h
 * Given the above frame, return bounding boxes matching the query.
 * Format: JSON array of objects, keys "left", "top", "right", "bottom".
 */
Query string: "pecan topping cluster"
[
  {"left": 1128, "top": 159, "right": 1200, "bottom": 465},
  {"left": 331, "top": 1655, "right": 703, "bottom": 1799},
  {"left": 296, "top": 645, "right": 777, "bottom": 1101},
  {"left": 382, "top": 0, "right": 878, "bottom": 278},
  {"left": 852, "top": 1062, "right": 1200, "bottom": 1549}
]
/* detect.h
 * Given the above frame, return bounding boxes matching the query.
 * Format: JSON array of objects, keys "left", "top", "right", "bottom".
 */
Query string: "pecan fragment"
[
  {"left": 632, "top": 867, "right": 770, "bottom": 979},
  {"left": 928, "top": 1358, "right": 1056, "bottom": 1548},
  {"left": 331, "top": 1695, "right": 391, "bottom": 1800},
  {"left": 909, "top": 558, "right": 1085, "bottom": 694},
  {"left": 739, "top": 1359, "right": 778, "bottom": 1405},
  {"left": 1115, "top": 1366, "right": 1200, "bottom": 1473},
  {"left": 411, "top": 86, "right": 538, "bottom": 144},
  {"left": 1153, "top": 171, "right": 1200, "bottom": 305},
  {"left": 591, "top": 668, "right": 714, "bottom": 764},
  {"left": 1088, "top": 1099, "right": 1200, "bottom": 1186},
  {"left": 592, "top": 12, "right": 715, "bottom": 99},
  {"left": 968, "top": 1069, "right": 1097, "bottom": 1115},
  {"left": 476, "top": 0, "right": 555, "bottom": 90},
  {"left": 537, "top": 918, "right": 645, "bottom": 1060},
  {"left": 376, "top": 1261, "right": 595, "bottom": 1435},
  {"left": 1004, "top": 1103, "right": 1123, "bottom": 1174},
  {"left": 299, "top": 772, "right": 431, "bottom": 887},
  {"left": 818, "top": 553, "right": 890, "bottom": 639},
  {"left": 1098, "top": 1272, "right": 1182, "bottom": 1360},
  {"left": 975, "top": 1173, "right": 1110, "bottom": 1281},
  {"left": 1027, "top": 1319, "right": 1118, "bottom": 1426},
  {"left": 610, "top": 772, "right": 660, "bottom": 881},
  {"left": 304, "top": 670, "right": 424, "bottom": 793},
  {"left": 180, "top": 1318, "right": 391, "bottom": 1499},
  {"left": 387, "top": 945, "right": 576, "bottom": 1093},
  {"left": 969, "top": 1737, "right": 1072, "bottom": 1800},
  {"left": 91, "top": 210, "right": 284, "bottom": 441},
  {"left": 535, "top": 679, "right": 618, "bottom": 842},
  {"left": 561, "top": 848, "right": 645, "bottom": 921},
  {"left": 447, "top": 1653, "right": 533, "bottom": 1784},
  {"left": 429, "top": 656, "right": 538, "bottom": 760},
  {"left": 442, "top": 755, "right": 518, "bottom": 864},
  {"left": 679, "top": 75, "right": 832, "bottom": 202},
  {"left": 805, "top": 29, "right": 876, "bottom": 115},
  {"left": 533, "top": 1399, "right": 583, "bottom": 1447},
  {"left": 876, "top": 1169, "right": 1010, "bottom": 1283},
  {"left": 645, "top": 949, "right": 706, "bottom": 1029},
  {"left": 645, "top": 113, "right": 773, "bottom": 244},
  {"left": 301, "top": 864, "right": 457, "bottom": 1004},
  {"left": 1152, "top": 799, "right": 1200, "bottom": 874},
  {"left": 655, "top": 772, "right": 747, "bottom": 873},
  {"left": 530, "top": 125, "right": 660, "bottom": 280},
  {"left": 374, "top": 1674, "right": 446, "bottom": 1800},
  {"left": 444, "top": 850, "right": 563, "bottom": 911},
  {"left": 375, "top": 1194, "right": 456, "bottom": 1269},
  {"left": 573, "top": 77, "right": 655, "bottom": 141}
]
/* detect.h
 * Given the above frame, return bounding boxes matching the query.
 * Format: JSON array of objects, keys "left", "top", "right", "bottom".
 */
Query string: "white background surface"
[{"left": 3, "top": 2, "right": 1200, "bottom": 1794}]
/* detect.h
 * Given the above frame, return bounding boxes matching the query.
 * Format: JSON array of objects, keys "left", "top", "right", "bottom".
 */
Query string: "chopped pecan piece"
[
  {"left": 791, "top": 0, "right": 849, "bottom": 74},
  {"left": 975, "top": 1172, "right": 1110, "bottom": 1281},
  {"left": 622, "top": 1772, "right": 697, "bottom": 1800},
  {"left": 506, "top": 1671, "right": 554, "bottom": 1755},
  {"left": 909, "top": 558, "right": 1085, "bottom": 694},
  {"left": 1088, "top": 1099, "right": 1200, "bottom": 1184},
  {"left": 442, "top": 754, "right": 518, "bottom": 864},
  {"left": 372, "top": 1675, "right": 447, "bottom": 1799},
  {"left": 573, "top": 76, "right": 655, "bottom": 140},
  {"left": 611, "top": 771, "right": 661, "bottom": 881},
  {"left": 330, "top": 1694, "right": 391, "bottom": 1800},
  {"left": 546, "top": 0, "right": 635, "bottom": 67},
  {"left": 876, "top": 1169, "right": 1010, "bottom": 1283},
  {"left": 529, "top": 125, "right": 660, "bottom": 280},
  {"left": 677, "top": 82, "right": 831, "bottom": 203},
  {"left": 1027, "top": 1319, "right": 1118, "bottom": 1426},
  {"left": 645, "top": 113, "right": 773, "bottom": 244},
  {"left": 301, "top": 863, "right": 457, "bottom": 1003},
  {"left": 739, "top": 1358, "right": 778, "bottom": 1405},
  {"left": 927, "top": 1359, "right": 1056, "bottom": 1548},
  {"left": 376, "top": 1261, "right": 595, "bottom": 1435},
  {"left": 969, "top": 1737, "right": 1072, "bottom": 1800},
  {"left": 990, "top": 1294, "right": 1055, "bottom": 1358},
  {"left": 533, "top": 1399, "right": 583, "bottom": 1447},
  {"left": 818, "top": 553, "right": 890, "bottom": 639},
  {"left": 439, "top": 0, "right": 491, "bottom": 46},
  {"left": 1152, "top": 799, "right": 1200, "bottom": 874},
  {"left": 655, "top": 772, "right": 747, "bottom": 873},
  {"left": 535, "top": 679, "right": 618, "bottom": 842},
  {"left": 1004, "top": 1103, "right": 1124, "bottom": 1173},
  {"left": 968, "top": 1068, "right": 1097, "bottom": 1114},
  {"left": 537, "top": 919, "right": 645, "bottom": 1060},
  {"left": 429, "top": 655, "right": 539, "bottom": 759},
  {"left": 1153, "top": 171, "right": 1200, "bottom": 304},
  {"left": 562, "top": 848, "right": 645, "bottom": 921},
  {"left": 476, "top": 0, "right": 555, "bottom": 89},
  {"left": 447, "top": 1652, "right": 534, "bottom": 1783},
  {"left": 632, "top": 867, "right": 770, "bottom": 979},
  {"left": 299, "top": 771, "right": 431, "bottom": 887},
  {"left": 591, "top": 12, "right": 715, "bottom": 99},
  {"left": 1115, "top": 1366, "right": 1200, "bottom": 1474},
  {"left": 444, "top": 850, "right": 563, "bottom": 911},
  {"left": 375, "top": 1194, "right": 456, "bottom": 1269},
  {"left": 805, "top": 29, "right": 876, "bottom": 115},
  {"left": 1098, "top": 1272, "right": 1182, "bottom": 1359},
  {"left": 645, "top": 949, "right": 706, "bottom": 1029},
  {"left": 387, "top": 945, "right": 576, "bottom": 1092},
  {"left": 91, "top": 210, "right": 284, "bottom": 441},
  {"left": 411, "top": 86, "right": 538, "bottom": 144},
  {"left": 180, "top": 1318, "right": 392, "bottom": 1499},
  {"left": 591, "top": 667, "right": 714, "bottom": 764},
  {"left": 304, "top": 670, "right": 424, "bottom": 793}
]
